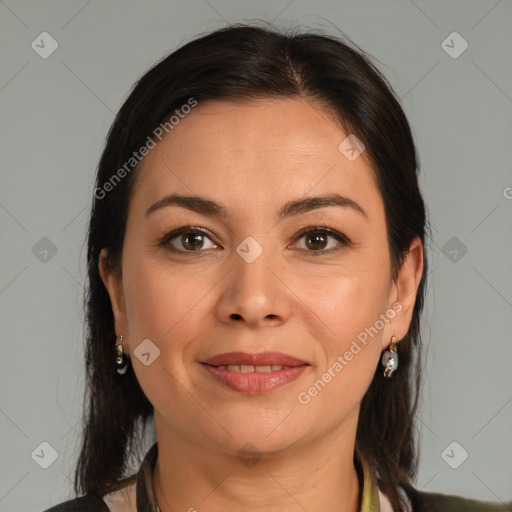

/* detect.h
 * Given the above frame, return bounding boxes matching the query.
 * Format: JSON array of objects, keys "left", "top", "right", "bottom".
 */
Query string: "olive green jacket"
[{"left": 44, "top": 443, "right": 512, "bottom": 512}]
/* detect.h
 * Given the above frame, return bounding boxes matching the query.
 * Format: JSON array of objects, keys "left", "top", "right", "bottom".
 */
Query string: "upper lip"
[{"left": 203, "top": 351, "right": 308, "bottom": 367}]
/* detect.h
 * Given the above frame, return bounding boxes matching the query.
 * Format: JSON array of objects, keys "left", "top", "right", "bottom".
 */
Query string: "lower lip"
[{"left": 201, "top": 364, "right": 309, "bottom": 394}]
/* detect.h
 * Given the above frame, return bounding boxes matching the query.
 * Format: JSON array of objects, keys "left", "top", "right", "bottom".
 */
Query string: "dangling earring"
[
  {"left": 381, "top": 335, "right": 399, "bottom": 378},
  {"left": 115, "top": 334, "right": 129, "bottom": 375}
]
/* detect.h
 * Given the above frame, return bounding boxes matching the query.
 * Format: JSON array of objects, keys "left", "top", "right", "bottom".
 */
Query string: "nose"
[{"left": 214, "top": 244, "right": 292, "bottom": 328}]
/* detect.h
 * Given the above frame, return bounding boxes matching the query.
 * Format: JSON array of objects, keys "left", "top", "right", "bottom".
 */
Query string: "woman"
[{"left": 44, "top": 24, "right": 511, "bottom": 512}]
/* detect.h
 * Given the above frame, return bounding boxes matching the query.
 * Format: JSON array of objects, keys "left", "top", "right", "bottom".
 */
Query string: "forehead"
[{"left": 130, "top": 98, "right": 383, "bottom": 221}]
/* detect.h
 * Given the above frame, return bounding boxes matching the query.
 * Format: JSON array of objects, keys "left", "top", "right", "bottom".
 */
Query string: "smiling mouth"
[
  {"left": 203, "top": 363, "right": 308, "bottom": 372},
  {"left": 200, "top": 351, "right": 310, "bottom": 393},
  {"left": 200, "top": 362, "right": 310, "bottom": 394},
  {"left": 202, "top": 351, "right": 309, "bottom": 368}
]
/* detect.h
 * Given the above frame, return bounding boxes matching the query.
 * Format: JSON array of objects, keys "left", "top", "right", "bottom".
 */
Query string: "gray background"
[{"left": 1, "top": 1, "right": 511, "bottom": 511}]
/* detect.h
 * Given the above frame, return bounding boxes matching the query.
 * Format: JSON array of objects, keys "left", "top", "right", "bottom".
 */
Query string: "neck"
[{"left": 152, "top": 413, "right": 362, "bottom": 512}]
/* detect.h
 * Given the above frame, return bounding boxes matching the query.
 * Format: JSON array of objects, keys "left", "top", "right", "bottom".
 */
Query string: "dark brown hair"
[{"left": 76, "top": 22, "right": 429, "bottom": 512}]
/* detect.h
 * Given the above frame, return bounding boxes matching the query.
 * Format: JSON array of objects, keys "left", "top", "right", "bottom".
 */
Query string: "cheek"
[
  {"left": 297, "top": 259, "right": 390, "bottom": 402},
  {"left": 121, "top": 257, "right": 201, "bottom": 405},
  {"left": 306, "top": 260, "right": 391, "bottom": 343},
  {"left": 297, "top": 276, "right": 384, "bottom": 416},
  {"left": 124, "top": 256, "right": 202, "bottom": 338}
]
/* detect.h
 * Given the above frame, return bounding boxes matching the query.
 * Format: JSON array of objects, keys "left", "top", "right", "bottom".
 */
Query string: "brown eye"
[
  {"left": 293, "top": 227, "right": 350, "bottom": 255},
  {"left": 180, "top": 232, "right": 206, "bottom": 250},
  {"left": 161, "top": 227, "right": 218, "bottom": 252},
  {"left": 305, "top": 232, "right": 329, "bottom": 251}
]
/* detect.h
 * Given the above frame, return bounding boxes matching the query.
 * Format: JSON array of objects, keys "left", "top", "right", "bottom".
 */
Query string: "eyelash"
[{"left": 158, "top": 224, "right": 351, "bottom": 256}]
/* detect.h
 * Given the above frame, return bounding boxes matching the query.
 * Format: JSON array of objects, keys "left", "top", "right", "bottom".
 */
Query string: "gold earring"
[
  {"left": 115, "top": 334, "right": 129, "bottom": 375},
  {"left": 381, "top": 335, "right": 399, "bottom": 378}
]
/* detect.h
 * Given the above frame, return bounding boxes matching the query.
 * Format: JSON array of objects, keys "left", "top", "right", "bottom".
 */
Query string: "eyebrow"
[{"left": 145, "top": 192, "right": 368, "bottom": 220}]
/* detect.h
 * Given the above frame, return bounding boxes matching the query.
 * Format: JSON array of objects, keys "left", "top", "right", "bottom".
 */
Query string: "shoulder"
[
  {"left": 407, "top": 487, "right": 512, "bottom": 512},
  {"left": 43, "top": 494, "right": 110, "bottom": 512}
]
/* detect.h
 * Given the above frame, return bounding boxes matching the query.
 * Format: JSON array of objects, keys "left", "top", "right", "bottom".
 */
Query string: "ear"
[
  {"left": 382, "top": 236, "right": 424, "bottom": 349},
  {"left": 98, "top": 248, "right": 130, "bottom": 354}
]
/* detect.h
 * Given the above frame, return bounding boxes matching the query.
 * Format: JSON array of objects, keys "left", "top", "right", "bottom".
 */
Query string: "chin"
[{"left": 204, "top": 412, "right": 308, "bottom": 455}]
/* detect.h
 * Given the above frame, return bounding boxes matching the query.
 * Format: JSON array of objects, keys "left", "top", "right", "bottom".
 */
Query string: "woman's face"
[{"left": 100, "top": 98, "right": 422, "bottom": 456}]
